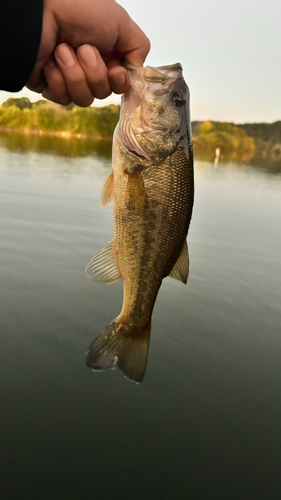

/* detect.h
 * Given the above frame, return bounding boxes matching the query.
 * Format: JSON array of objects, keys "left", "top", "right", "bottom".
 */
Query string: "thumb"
[{"left": 115, "top": 11, "right": 150, "bottom": 66}]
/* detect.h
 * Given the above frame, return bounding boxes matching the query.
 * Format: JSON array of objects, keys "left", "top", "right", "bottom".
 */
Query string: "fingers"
[
  {"left": 106, "top": 55, "right": 131, "bottom": 94},
  {"left": 76, "top": 45, "right": 111, "bottom": 99},
  {"left": 77, "top": 45, "right": 130, "bottom": 96},
  {"left": 41, "top": 43, "right": 132, "bottom": 107},
  {"left": 26, "top": 60, "right": 47, "bottom": 94},
  {"left": 42, "top": 56, "right": 71, "bottom": 105},
  {"left": 54, "top": 43, "right": 129, "bottom": 104},
  {"left": 54, "top": 44, "right": 95, "bottom": 107},
  {"left": 108, "top": 66, "right": 130, "bottom": 95}
]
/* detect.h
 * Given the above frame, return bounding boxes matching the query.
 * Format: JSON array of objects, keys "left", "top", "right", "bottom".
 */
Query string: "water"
[{"left": 0, "top": 135, "right": 281, "bottom": 499}]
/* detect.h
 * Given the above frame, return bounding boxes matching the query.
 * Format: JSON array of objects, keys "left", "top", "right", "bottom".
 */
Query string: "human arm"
[
  {"left": 0, "top": 0, "right": 150, "bottom": 106},
  {"left": 0, "top": 0, "right": 43, "bottom": 92}
]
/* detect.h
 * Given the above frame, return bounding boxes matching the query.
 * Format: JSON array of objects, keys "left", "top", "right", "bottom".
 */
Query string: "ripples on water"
[{"left": 0, "top": 133, "right": 281, "bottom": 499}]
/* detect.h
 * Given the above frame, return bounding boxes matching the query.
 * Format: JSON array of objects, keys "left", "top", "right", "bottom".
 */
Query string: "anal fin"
[
  {"left": 168, "top": 240, "right": 189, "bottom": 284},
  {"left": 85, "top": 240, "right": 121, "bottom": 285}
]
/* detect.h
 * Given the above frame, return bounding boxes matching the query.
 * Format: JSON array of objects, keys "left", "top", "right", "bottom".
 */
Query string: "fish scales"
[
  {"left": 115, "top": 151, "right": 192, "bottom": 323},
  {"left": 85, "top": 63, "right": 194, "bottom": 382}
]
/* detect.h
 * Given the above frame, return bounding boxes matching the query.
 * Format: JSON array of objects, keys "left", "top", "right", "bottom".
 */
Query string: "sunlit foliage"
[
  {"left": 0, "top": 98, "right": 120, "bottom": 138},
  {"left": 193, "top": 121, "right": 256, "bottom": 154},
  {"left": 0, "top": 97, "right": 280, "bottom": 166}
]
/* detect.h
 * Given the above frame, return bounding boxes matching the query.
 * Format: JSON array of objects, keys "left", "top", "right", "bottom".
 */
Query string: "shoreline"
[
  {"left": 0, "top": 126, "right": 112, "bottom": 141},
  {"left": 0, "top": 125, "right": 280, "bottom": 165}
]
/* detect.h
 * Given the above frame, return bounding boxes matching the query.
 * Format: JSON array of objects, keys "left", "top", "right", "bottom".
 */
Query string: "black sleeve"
[{"left": 0, "top": 0, "right": 44, "bottom": 92}]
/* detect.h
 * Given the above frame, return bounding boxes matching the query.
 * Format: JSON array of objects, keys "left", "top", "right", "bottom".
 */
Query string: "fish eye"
[
  {"left": 171, "top": 91, "right": 186, "bottom": 107},
  {"left": 172, "top": 91, "right": 183, "bottom": 101}
]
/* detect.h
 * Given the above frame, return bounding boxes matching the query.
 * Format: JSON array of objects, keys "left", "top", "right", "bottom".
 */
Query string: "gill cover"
[{"left": 117, "top": 63, "right": 191, "bottom": 165}]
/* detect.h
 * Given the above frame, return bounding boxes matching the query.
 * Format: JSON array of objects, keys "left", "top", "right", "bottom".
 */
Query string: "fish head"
[
  {"left": 117, "top": 63, "right": 191, "bottom": 166},
  {"left": 140, "top": 64, "right": 189, "bottom": 130}
]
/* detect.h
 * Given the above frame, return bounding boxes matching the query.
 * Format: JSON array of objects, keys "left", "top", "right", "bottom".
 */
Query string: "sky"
[{"left": 0, "top": 0, "right": 280, "bottom": 123}]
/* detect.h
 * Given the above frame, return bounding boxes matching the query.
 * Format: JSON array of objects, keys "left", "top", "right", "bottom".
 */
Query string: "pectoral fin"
[
  {"left": 168, "top": 240, "right": 189, "bottom": 284},
  {"left": 85, "top": 240, "right": 121, "bottom": 285},
  {"left": 125, "top": 173, "right": 148, "bottom": 210},
  {"left": 100, "top": 171, "right": 114, "bottom": 207}
]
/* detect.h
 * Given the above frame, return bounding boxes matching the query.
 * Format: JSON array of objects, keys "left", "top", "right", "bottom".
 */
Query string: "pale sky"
[{"left": 0, "top": 0, "right": 280, "bottom": 123}]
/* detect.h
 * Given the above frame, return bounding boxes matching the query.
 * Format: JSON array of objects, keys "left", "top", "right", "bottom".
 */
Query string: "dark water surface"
[{"left": 0, "top": 137, "right": 281, "bottom": 499}]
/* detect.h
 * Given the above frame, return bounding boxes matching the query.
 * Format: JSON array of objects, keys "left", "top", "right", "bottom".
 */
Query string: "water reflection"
[
  {"left": 1, "top": 130, "right": 281, "bottom": 174},
  {"left": 1, "top": 143, "right": 281, "bottom": 498},
  {"left": 195, "top": 147, "right": 281, "bottom": 173},
  {"left": 0, "top": 130, "right": 112, "bottom": 159},
  {"left": 195, "top": 147, "right": 256, "bottom": 164}
]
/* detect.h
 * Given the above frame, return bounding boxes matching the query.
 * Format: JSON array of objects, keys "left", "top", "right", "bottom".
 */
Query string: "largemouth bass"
[{"left": 86, "top": 63, "right": 194, "bottom": 382}]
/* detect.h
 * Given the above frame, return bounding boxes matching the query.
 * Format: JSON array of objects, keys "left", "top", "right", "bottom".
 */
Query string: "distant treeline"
[
  {"left": 191, "top": 120, "right": 281, "bottom": 163},
  {"left": 192, "top": 120, "right": 281, "bottom": 146},
  {"left": 0, "top": 97, "right": 120, "bottom": 138},
  {"left": 0, "top": 97, "right": 280, "bottom": 162},
  {"left": 192, "top": 120, "right": 255, "bottom": 156}
]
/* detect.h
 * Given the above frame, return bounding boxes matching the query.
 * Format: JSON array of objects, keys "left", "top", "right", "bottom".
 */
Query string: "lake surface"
[{"left": 0, "top": 135, "right": 281, "bottom": 499}]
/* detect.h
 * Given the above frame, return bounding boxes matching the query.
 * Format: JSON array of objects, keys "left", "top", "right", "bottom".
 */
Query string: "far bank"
[{"left": 0, "top": 97, "right": 280, "bottom": 166}]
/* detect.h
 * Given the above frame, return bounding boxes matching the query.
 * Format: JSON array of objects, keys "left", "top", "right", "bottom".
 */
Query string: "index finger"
[{"left": 115, "top": 7, "right": 151, "bottom": 66}]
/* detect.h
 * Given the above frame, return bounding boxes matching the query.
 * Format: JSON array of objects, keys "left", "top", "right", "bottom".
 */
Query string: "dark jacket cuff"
[{"left": 0, "top": 0, "right": 44, "bottom": 92}]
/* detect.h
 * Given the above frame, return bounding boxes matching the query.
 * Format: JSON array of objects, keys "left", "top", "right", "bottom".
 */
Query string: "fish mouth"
[
  {"left": 124, "top": 61, "right": 183, "bottom": 80},
  {"left": 125, "top": 64, "right": 185, "bottom": 112},
  {"left": 154, "top": 63, "right": 183, "bottom": 72}
]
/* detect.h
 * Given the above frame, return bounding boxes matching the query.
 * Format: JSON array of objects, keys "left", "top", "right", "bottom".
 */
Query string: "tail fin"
[{"left": 85, "top": 321, "right": 151, "bottom": 383}]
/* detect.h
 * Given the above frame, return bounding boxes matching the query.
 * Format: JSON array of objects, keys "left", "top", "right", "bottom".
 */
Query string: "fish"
[{"left": 85, "top": 63, "right": 194, "bottom": 383}]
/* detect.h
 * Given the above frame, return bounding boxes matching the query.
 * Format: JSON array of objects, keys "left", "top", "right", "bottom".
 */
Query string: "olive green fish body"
[
  {"left": 86, "top": 63, "right": 194, "bottom": 382},
  {"left": 114, "top": 142, "right": 193, "bottom": 331}
]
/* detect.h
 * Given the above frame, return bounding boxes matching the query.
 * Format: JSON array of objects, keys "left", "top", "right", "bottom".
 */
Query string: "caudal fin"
[{"left": 85, "top": 321, "right": 151, "bottom": 383}]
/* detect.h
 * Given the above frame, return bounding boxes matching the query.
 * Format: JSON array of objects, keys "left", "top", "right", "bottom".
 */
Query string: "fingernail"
[
  {"left": 57, "top": 45, "right": 75, "bottom": 67},
  {"left": 111, "top": 72, "right": 126, "bottom": 88},
  {"left": 79, "top": 45, "right": 97, "bottom": 68}
]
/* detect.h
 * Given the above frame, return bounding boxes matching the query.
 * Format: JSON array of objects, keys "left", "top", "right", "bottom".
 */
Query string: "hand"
[
  {"left": 42, "top": 44, "right": 129, "bottom": 106},
  {"left": 27, "top": 0, "right": 150, "bottom": 106}
]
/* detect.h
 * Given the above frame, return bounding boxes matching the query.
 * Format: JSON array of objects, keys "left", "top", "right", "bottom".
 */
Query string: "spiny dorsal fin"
[
  {"left": 168, "top": 240, "right": 189, "bottom": 284},
  {"left": 100, "top": 171, "right": 114, "bottom": 207},
  {"left": 85, "top": 240, "right": 121, "bottom": 285},
  {"left": 124, "top": 173, "right": 149, "bottom": 210}
]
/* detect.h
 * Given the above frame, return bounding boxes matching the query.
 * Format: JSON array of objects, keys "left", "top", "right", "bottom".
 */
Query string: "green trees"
[
  {"left": 237, "top": 121, "right": 281, "bottom": 144},
  {"left": 0, "top": 98, "right": 120, "bottom": 138},
  {"left": 192, "top": 120, "right": 281, "bottom": 163},
  {"left": 237, "top": 122, "right": 281, "bottom": 163},
  {"left": 0, "top": 97, "right": 280, "bottom": 165},
  {"left": 2, "top": 96, "right": 32, "bottom": 109},
  {"left": 193, "top": 121, "right": 256, "bottom": 154}
]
